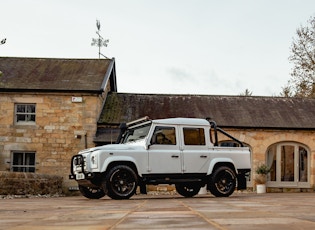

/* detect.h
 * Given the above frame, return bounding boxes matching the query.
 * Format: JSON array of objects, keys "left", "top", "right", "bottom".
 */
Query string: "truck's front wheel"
[
  {"left": 175, "top": 183, "right": 201, "bottom": 197},
  {"left": 78, "top": 185, "right": 105, "bottom": 199},
  {"left": 106, "top": 165, "right": 138, "bottom": 200},
  {"left": 209, "top": 166, "right": 236, "bottom": 197}
]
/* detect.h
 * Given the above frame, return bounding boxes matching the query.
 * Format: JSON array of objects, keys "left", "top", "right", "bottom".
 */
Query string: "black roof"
[
  {"left": 98, "top": 92, "right": 315, "bottom": 129},
  {"left": 0, "top": 57, "right": 117, "bottom": 93}
]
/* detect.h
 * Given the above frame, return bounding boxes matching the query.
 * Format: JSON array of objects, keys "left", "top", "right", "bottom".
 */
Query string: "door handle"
[
  {"left": 171, "top": 155, "right": 179, "bottom": 158},
  {"left": 200, "top": 155, "right": 207, "bottom": 158}
]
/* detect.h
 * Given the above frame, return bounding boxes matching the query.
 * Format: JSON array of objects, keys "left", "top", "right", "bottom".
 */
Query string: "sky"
[{"left": 1, "top": 0, "right": 315, "bottom": 96}]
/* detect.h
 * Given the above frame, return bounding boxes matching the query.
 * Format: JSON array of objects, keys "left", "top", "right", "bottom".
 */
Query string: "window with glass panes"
[
  {"left": 267, "top": 143, "right": 309, "bottom": 186},
  {"left": 183, "top": 128, "right": 205, "bottom": 145},
  {"left": 15, "top": 104, "right": 36, "bottom": 124},
  {"left": 11, "top": 152, "right": 36, "bottom": 172}
]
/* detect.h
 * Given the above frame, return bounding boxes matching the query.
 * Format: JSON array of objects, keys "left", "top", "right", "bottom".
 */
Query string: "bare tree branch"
[{"left": 285, "top": 16, "right": 315, "bottom": 97}]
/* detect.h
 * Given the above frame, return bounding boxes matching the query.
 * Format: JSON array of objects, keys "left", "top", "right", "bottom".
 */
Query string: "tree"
[
  {"left": 239, "top": 88, "right": 253, "bottom": 96},
  {"left": 280, "top": 85, "right": 293, "bottom": 97},
  {"left": 283, "top": 16, "right": 315, "bottom": 98}
]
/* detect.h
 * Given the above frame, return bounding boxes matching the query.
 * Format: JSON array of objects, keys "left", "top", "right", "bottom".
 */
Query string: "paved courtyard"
[{"left": 1, "top": 192, "right": 315, "bottom": 230}]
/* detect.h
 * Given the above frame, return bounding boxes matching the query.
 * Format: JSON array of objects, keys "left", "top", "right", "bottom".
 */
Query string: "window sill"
[{"left": 14, "top": 123, "right": 37, "bottom": 129}]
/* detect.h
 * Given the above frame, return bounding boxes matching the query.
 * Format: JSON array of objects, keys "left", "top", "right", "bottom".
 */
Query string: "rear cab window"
[{"left": 183, "top": 127, "right": 205, "bottom": 145}]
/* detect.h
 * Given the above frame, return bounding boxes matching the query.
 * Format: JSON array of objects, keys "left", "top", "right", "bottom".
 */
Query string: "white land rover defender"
[{"left": 69, "top": 117, "right": 251, "bottom": 199}]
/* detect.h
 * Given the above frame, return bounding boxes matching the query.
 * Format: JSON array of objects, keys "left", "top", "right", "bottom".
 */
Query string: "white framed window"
[
  {"left": 267, "top": 142, "right": 310, "bottom": 188},
  {"left": 15, "top": 104, "right": 36, "bottom": 125},
  {"left": 11, "top": 151, "right": 36, "bottom": 172}
]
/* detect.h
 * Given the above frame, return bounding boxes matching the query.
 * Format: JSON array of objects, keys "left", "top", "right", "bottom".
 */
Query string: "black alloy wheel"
[
  {"left": 209, "top": 166, "right": 236, "bottom": 197},
  {"left": 106, "top": 165, "right": 138, "bottom": 200}
]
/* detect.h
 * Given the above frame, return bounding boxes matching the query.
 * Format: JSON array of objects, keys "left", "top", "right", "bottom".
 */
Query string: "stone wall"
[
  {"left": 220, "top": 128, "right": 315, "bottom": 189},
  {"left": 0, "top": 172, "right": 63, "bottom": 195},
  {"left": 2, "top": 92, "right": 315, "bottom": 192},
  {"left": 0, "top": 93, "right": 104, "bottom": 189}
]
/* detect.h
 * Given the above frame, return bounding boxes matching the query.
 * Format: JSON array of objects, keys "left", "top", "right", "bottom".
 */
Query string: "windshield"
[{"left": 122, "top": 123, "right": 151, "bottom": 143}]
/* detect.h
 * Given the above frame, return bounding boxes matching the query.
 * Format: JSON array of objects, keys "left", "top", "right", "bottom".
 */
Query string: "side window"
[
  {"left": 11, "top": 151, "right": 36, "bottom": 172},
  {"left": 15, "top": 104, "right": 36, "bottom": 125},
  {"left": 151, "top": 126, "right": 176, "bottom": 145},
  {"left": 183, "top": 128, "right": 205, "bottom": 145}
]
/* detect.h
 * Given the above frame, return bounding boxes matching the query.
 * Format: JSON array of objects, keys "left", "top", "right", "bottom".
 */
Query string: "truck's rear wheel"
[
  {"left": 78, "top": 185, "right": 105, "bottom": 199},
  {"left": 106, "top": 165, "right": 138, "bottom": 200},
  {"left": 175, "top": 183, "right": 201, "bottom": 197},
  {"left": 209, "top": 166, "right": 236, "bottom": 197}
]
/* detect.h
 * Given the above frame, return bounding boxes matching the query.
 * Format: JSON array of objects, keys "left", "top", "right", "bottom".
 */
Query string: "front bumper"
[
  {"left": 69, "top": 154, "right": 94, "bottom": 181},
  {"left": 69, "top": 172, "right": 95, "bottom": 180}
]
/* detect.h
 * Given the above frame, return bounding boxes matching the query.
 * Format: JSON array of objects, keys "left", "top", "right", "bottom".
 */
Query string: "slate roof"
[
  {"left": 98, "top": 92, "right": 315, "bottom": 129},
  {"left": 0, "top": 57, "right": 117, "bottom": 93}
]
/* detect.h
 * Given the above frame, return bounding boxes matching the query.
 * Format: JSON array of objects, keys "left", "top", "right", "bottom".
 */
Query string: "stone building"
[
  {"left": 1, "top": 56, "right": 315, "bottom": 193},
  {"left": 96, "top": 93, "right": 315, "bottom": 192},
  {"left": 0, "top": 57, "right": 117, "bottom": 190}
]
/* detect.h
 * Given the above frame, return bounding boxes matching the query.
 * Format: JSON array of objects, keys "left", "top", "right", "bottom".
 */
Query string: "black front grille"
[
  {"left": 74, "top": 156, "right": 83, "bottom": 165},
  {"left": 71, "top": 155, "right": 85, "bottom": 175}
]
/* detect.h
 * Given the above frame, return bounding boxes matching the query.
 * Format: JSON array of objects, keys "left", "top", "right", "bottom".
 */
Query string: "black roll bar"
[
  {"left": 206, "top": 118, "right": 244, "bottom": 147},
  {"left": 116, "top": 123, "right": 127, "bottom": 144}
]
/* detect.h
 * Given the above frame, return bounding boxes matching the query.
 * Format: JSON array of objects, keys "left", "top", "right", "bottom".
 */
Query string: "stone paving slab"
[{"left": 1, "top": 193, "right": 315, "bottom": 229}]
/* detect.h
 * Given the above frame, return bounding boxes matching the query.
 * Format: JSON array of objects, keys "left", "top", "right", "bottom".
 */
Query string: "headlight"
[
  {"left": 90, "top": 153, "right": 98, "bottom": 169},
  {"left": 73, "top": 155, "right": 83, "bottom": 166}
]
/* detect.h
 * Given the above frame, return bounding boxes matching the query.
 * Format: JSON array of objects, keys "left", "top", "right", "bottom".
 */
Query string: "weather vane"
[{"left": 91, "top": 20, "right": 109, "bottom": 59}]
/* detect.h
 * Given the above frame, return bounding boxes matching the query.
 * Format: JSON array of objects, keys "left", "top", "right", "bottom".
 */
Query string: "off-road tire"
[
  {"left": 175, "top": 183, "right": 201, "bottom": 197},
  {"left": 78, "top": 185, "right": 105, "bottom": 199},
  {"left": 209, "top": 166, "right": 236, "bottom": 197},
  {"left": 106, "top": 165, "right": 138, "bottom": 200}
]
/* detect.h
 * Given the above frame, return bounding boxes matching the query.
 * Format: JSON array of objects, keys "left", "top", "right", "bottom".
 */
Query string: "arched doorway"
[{"left": 267, "top": 142, "right": 310, "bottom": 188}]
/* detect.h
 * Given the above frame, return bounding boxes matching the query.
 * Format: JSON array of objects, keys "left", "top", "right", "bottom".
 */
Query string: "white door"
[
  {"left": 180, "top": 126, "right": 210, "bottom": 173},
  {"left": 267, "top": 143, "right": 310, "bottom": 188},
  {"left": 148, "top": 125, "right": 182, "bottom": 174}
]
